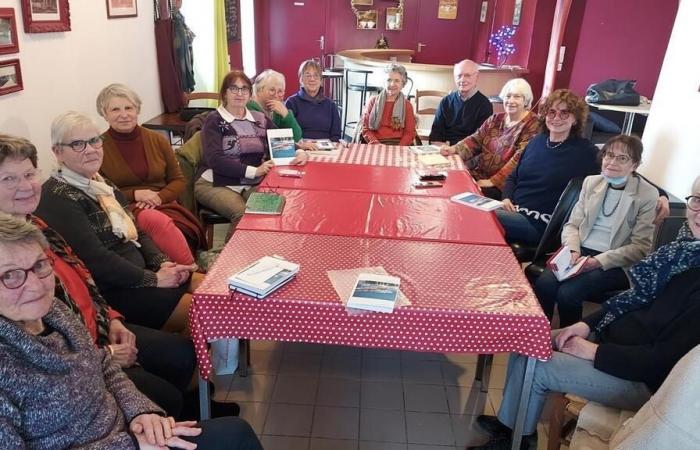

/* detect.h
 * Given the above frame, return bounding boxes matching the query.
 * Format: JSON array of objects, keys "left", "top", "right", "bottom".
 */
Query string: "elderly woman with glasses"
[
  {"left": 441, "top": 78, "right": 539, "bottom": 199},
  {"left": 0, "top": 214, "right": 263, "bottom": 449},
  {"left": 195, "top": 70, "right": 307, "bottom": 233},
  {"left": 534, "top": 135, "right": 659, "bottom": 327},
  {"left": 248, "top": 68, "right": 302, "bottom": 142},
  {"left": 360, "top": 63, "right": 417, "bottom": 146},
  {"left": 496, "top": 89, "right": 669, "bottom": 247},
  {"left": 470, "top": 175, "right": 700, "bottom": 450},
  {"left": 285, "top": 59, "right": 342, "bottom": 150}
]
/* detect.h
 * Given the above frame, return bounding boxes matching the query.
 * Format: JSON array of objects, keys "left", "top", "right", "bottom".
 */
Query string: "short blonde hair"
[
  {"left": 50, "top": 112, "right": 100, "bottom": 149},
  {"left": 0, "top": 212, "right": 48, "bottom": 250},
  {"left": 254, "top": 69, "right": 286, "bottom": 96},
  {"left": 499, "top": 78, "right": 534, "bottom": 108},
  {"left": 298, "top": 60, "right": 322, "bottom": 80},
  {"left": 95, "top": 83, "right": 142, "bottom": 117}
]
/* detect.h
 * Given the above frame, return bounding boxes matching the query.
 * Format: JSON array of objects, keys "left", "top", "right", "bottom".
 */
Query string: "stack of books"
[
  {"left": 245, "top": 192, "right": 286, "bottom": 215},
  {"left": 228, "top": 255, "right": 300, "bottom": 298},
  {"left": 347, "top": 273, "right": 401, "bottom": 313}
]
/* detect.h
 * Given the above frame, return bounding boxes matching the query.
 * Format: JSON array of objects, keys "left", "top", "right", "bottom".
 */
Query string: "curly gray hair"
[{"left": 385, "top": 63, "right": 408, "bottom": 87}]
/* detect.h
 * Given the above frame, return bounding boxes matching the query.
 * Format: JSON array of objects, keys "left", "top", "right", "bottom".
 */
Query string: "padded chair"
[{"left": 174, "top": 131, "right": 229, "bottom": 249}]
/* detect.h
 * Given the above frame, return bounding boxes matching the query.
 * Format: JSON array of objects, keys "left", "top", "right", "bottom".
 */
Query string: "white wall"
[
  {"left": 640, "top": 0, "right": 700, "bottom": 199},
  {"left": 0, "top": 0, "right": 161, "bottom": 174}
]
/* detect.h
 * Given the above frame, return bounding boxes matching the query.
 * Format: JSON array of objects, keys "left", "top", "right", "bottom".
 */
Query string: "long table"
[{"left": 190, "top": 143, "right": 551, "bottom": 450}]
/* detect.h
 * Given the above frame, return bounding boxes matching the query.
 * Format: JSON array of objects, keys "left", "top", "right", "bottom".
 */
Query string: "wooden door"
[
  {"left": 413, "top": 0, "right": 480, "bottom": 65},
  {"left": 267, "top": 0, "right": 328, "bottom": 97}
]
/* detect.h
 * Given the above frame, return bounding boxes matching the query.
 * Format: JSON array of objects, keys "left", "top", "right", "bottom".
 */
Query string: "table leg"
[
  {"left": 198, "top": 376, "right": 211, "bottom": 421},
  {"left": 475, "top": 354, "right": 493, "bottom": 394},
  {"left": 622, "top": 112, "right": 635, "bottom": 135},
  {"left": 511, "top": 356, "right": 536, "bottom": 450},
  {"left": 238, "top": 338, "right": 250, "bottom": 377}
]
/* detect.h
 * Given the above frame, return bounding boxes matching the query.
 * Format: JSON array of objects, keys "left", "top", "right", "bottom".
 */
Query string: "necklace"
[
  {"left": 601, "top": 185, "right": 623, "bottom": 217},
  {"left": 546, "top": 137, "right": 565, "bottom": 149}
]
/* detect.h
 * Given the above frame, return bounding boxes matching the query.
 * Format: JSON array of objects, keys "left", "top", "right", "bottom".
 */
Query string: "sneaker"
[
  {"left": 476, "top": 415, "right": 511, "bottom": 436},
  {"left": 467, "top": 429, "right": 537, "bottom": 450}
]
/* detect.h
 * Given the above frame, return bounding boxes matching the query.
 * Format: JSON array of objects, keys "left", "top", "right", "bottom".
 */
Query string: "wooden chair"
[
  {"left": 414, "top": 90, "right": 447, "bottom": 142},
  {"left": 185, "top": 91, "right": 219, "bottom": 104}
]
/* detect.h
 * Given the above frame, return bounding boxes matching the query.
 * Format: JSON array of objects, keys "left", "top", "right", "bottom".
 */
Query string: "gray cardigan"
[{"left": 0, "top": 300, "right": 163, "bottom": 448}]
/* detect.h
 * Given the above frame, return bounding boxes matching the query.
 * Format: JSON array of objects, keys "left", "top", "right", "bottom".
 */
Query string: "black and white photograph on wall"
[
  {"left": 21, "top": 0, "right": 70, "bottom": 32},
  {"left": 0, "top": 8, "right": 19, "bottom": 54},
  {"left": 106, "top": 0, "right": 138, "bottom": 18}
]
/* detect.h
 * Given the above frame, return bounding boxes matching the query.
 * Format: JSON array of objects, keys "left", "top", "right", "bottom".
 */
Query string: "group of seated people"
[{"left": 0, "top": 55, "right": 698, "bottom": 449}]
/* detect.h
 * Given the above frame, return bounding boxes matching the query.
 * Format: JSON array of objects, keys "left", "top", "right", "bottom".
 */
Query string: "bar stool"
[{"left": 343, "top": 68, "right": 381, "bottom": 139}]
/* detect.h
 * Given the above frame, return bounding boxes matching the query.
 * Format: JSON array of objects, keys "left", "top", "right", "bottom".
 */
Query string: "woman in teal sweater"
[{"left": 248, "top": 69, "right": 302, "bottom": 142}]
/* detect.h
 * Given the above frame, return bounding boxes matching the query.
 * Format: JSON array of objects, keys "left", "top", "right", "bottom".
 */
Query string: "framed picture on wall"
[
  {"left": 357, "top": 10, "right": 377, "bottom": 30},
  {"left": 386, "top": 7, "right": 402, "bottom": 31},
  {"left": 21, "top": 0, "right": 70, "bottom": 33},
  {"left": 106, "top": 0, "right": 138, "bottom": 19},
  {"left": 0, "top": 59, "right": 23, "bottom": 96},
  {"left": 351, "top": 0, "right": 373, "bottom": 5},
  {"left": 0, "top": 8, "right": 20, "bottom": 54},
  {"left": 438, "top": 0, "right": 458, "bottom": 20}
]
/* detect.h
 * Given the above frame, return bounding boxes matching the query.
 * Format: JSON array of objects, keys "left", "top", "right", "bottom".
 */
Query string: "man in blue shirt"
[{"left": 429, "top": 59, "right": 493, "bottom": 145}]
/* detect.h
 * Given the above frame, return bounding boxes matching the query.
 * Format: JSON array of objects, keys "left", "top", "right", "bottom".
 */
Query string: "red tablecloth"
[
  {"left": 263, "top": 162, "right": 477, "bottom": 197},
  {"left": 308, "top": 143, "right": 466, "bottom": 170},
  {"left": 190, "top": 230, "right": 552, "bottom": 380},
  {"left": 238, "top": 189, "right": 506, "bottom": 246}
]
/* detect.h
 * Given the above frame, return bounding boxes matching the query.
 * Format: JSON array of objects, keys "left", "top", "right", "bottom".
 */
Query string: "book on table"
[
  {"left": 267, "top": 128, "right": 297, "bottom": 165},
  {"left": 546, "top": 245, "right": 590, "bottom": 281},
  {"left": 450, "top": 191, "right": 503, "bottom": 211},
  {"left": 347, "top": 273, "right": 401, "bottom": 313},
  {"left": 245, "top": 191, "right": 286, "bottom": 215},
  {"left": 417, "top": 153, "right": 451, "bottom": 167},
  {"left": 228, "top": 255, "right": 300, "bottom": 298},
  {"left": 409, "top": 144, "right": 441, "bottom": 155},
  {"left": 307, "top": 139, "right": 336, "bottom": 151}
]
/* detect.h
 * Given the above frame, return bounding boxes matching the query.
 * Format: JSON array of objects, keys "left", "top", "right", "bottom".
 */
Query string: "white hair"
[
  {"left": 253, "top": 69, "right": 286, "bottom": 95},
  {"left": 499, "top": 78, "right": 534, "bottom": 108},
  {"left": 50, "top": 111, "right": 99, "bottom": 148},
  {"left": 95, "top": 83, "right": 142, "bottom": 117}
]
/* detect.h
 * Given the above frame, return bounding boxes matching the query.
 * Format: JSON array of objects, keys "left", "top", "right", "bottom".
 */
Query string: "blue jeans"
[
  {"left": 497, "top": 351, "right": 651, "bottom": 435},
  {"left": 495, "top": 210, "right": 542, "bottom": 245},
  {"left": 535, "top": 266, "right": 629, "bottom": 327}
]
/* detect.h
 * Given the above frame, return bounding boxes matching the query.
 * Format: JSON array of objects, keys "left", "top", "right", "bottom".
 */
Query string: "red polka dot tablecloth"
[
  {"left": 308, "top": 143, "right": 466, "bottom": 170},
  {"left": 190, "top": 230, "right": 552, "bottom": 380}
]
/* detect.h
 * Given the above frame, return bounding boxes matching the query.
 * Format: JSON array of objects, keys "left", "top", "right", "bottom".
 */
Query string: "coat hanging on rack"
[{"left": 153, "top": 0, "right": 185, "bottom": 112}]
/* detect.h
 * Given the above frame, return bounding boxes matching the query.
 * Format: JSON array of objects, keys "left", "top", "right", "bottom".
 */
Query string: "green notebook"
[{"left": 245, "top": 192, "right": 286, "bottom": 215}]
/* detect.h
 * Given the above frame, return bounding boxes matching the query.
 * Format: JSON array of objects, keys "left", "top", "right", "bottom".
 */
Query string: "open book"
[
  {"left": 450, "top": 191, "right": 503, "bottom": 211},
  {"left": 546, "top": 245, "right": 590, "bottom": 281},
  {"left": 267, "top": 128, "right": 297, "bottom": 165},
  {"left": 409, "top": 144, "right": 441, "bottom": 155},
  {"left": 347, "top": 273, "right": 401, "bottom": 313}
]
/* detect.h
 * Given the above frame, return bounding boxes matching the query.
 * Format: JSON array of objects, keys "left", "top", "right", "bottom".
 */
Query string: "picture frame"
[
  {"left": 385, "top": 7, "right": 403, "bottom": 31},
  {"left": 106, "top": 0, "right": 138, "bottom": 19},
  {"left": 357, "top": 9, "right": 377, "bottom": 30},
  {"left": 21, "top": 0, "right": 70, "bottom": 33},
  {"left": 351, "top": 0, "right": 373, "bottom": 5},
  {"left": 438, "top": 0, "right": 458, "bottom": 20},
  {"left": 0, "top": 8, "right": 20, "bottom": 55},
  {"left": 0, "top": 59, "right": 23, "bottom": 96}
]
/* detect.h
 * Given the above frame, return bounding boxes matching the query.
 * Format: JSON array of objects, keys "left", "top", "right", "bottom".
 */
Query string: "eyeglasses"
[
  {"left": 686, "top": 195, "right": 700, "bottom": 212},
  {"left": 0, "top": 168, "right": 42, "bottom": 190},
  {"left": 0, "top": 257, "right": 54, "bottom": 289},
  {"left": 602, "top": 152, "right": 632, "bottom": 164},
  {"left": 303, "top": 73, "right": 321, "bottom": 80},
  {"left": 228, "top": 85, "right": 251, "bottom": 94},
  {"left": 58, "top": 136, "right": 103, "bottom": 152},
  {"left": 546, "top": 109, "right": 571, "bottom": 120}
]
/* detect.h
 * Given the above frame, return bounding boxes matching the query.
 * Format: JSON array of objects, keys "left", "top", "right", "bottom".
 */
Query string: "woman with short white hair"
[
  {"left": 248, "top": 69, "right": 302, "bottom": 141},
  {"left": 441, "top": 78, "right": 539, "bottom": 199},
  {"left": 360, "top": 63, "right": 417, "bottom": 145}
]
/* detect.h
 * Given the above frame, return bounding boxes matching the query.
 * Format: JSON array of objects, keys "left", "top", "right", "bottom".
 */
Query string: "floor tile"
[
  {"left": 310, "top": 437, "right": 359, "bottom": 450},
  {"left": 445, "top": 385, "right": 488, "bottom": 416},
  {"left": 402, "top": 360, "right": 444, "bottom": 384},
  {"left": 359, "top": 408, "right": 406, "bottom": 442},
  {"left": 211, "top": 373, "right": 235, "bottom": 401},
  {"left": 249, "top": 349, "right": 283, "bottom": 375},
  {"left": 488, "top": 389, "right": 504, "bottom": 415},
  {"left": 489, "top": 363, "right": 507, "bottom": 389},
  {"left": 451, "top": 414, "right": 489, "bottom": 447},
  {"left": 444, "top": 353, "right": 479, "bottom": 364},
  {"left": 359, "top": 442, "right": 407, "bottom": 450},
  {"left": 407, "top": 445, "right": 458, "bottom": 450},
  {"left": 285, "top": 341, "right": 325, "bottom": 354},
  {"left": 263, "top": 403, "right": 314, "bottom": 436},
  {"left": 316, "top": 378, "right": 361, "bottom": 407},
  {"left": 360, "top": 380, "right": 404, "bottom": 410},
  {"left": 400, "top": 351, "right": 446, "bottom": 361},
  {"left": 362, "top": 357, "right": 401, "bottom": 381},
  {"left": 237, "top": 401, "right": 269, "bottom": 435},
  {"left": 405, "top": 412, "right": 455, "bottom": 446},
  {"left": 362, "top": 347, "right": 402, "bottom": 359},
  {"left": 404, "top": 384, "right": 449, "bottom": 413},
  {"left": 324, "top": 344, "right": 363, "bottom": 357},
  {"left": 441, "top": 361, "right": 477, "bottom": 387},
  {"left": 227, "top": 374, "right": 276, "bottom": 402},
  {"left": 311, "top": 406, "right": 360, "bottom": 440},
  {"left": 260, "top": 435, "right": 309, "bottom": 450},
  {"left": 279, "top": 351, "right": 322, "bottom": 376},
  {"left": 492, "top": 352, "right": 511, "bottom": 366},
  {"left": 250, "top": 339, "right": 283, "bottom": 351},
  {"left": 271, "top": 375, "right": 319, "bottom": 404},
  {"left": 321, "top": 353, "right": 362, "bottom": 379}
]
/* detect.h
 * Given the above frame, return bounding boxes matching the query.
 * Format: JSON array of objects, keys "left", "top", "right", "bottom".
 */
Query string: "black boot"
[
  {"left": 180, "top": 385, "right": 240, "bottom": 420},
  {"left": 476, "top": 415, "right": 511, "bottom": 437},
  {"left": 467, "top": 430, "right": 537, "bottom": 450}
]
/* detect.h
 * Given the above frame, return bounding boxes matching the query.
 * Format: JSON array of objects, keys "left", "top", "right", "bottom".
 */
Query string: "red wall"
[{"left": 564, "top": 0, "right": 678, "bottom": 98}]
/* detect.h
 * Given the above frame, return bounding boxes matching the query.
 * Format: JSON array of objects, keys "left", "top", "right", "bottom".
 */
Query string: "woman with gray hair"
[
  {"left": 360, "top": 63, "right": 417, "bottom": 145},
  {"left": 249, "top": 68, "right": 302, "bottom": 141},
  {"left": 441, "top": 78, "right": 539, "bottom": 199}
]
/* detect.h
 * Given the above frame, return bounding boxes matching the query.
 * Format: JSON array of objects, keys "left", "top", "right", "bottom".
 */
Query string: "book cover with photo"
[
  {"left": 347, "top": 273, "right": 401, "bottom": 313},
  {"left": 267, "top": 128, "right": 296, "bottom": 165},
  {"left": 450, "top": 191, "right": 503, "bottom": 211}
]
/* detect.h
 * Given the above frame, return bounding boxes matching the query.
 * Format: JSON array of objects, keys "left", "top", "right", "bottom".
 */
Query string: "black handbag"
[{"left": 585, "top": 79, "right": 640, "bottom": 106}]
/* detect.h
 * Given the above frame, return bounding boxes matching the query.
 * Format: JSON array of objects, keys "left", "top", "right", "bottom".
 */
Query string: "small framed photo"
[
  {"left": 385, "top": 7, "right": 403, "bottom": 31},
  {"left": 0, "top": 8, "right": 20, "bottom": 54},
  {"left": 106, "top": 0, "right": 138, "bottom": 19},
  {"left": 21, "top": 0, "right": 71, "bottom": 33},
  {"left": 0, "top": 59, "right": 23, "bottom": 96},
  {"left": 357, "top": 9, "right": 377, "bottom": 30},
  {"left": 351, "top": 0, "right": 373, "bottom": 5}
]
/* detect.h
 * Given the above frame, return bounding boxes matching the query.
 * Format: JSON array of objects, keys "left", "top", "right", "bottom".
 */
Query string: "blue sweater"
[
  {"left": 502, "top": 133, "right": 599, "bottom": 233},
  {"left": 429, "top": 90, "right": 493, "bottom": 144},
  {"left": 285, "top": 88, "right": 342, "bottom": 141}
]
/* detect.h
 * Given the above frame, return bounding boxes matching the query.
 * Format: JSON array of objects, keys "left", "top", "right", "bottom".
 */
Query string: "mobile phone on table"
[
  {"left": 413, "top": 180, "right": 443, "bottom": 188},
  {"left": 278, "top": 169, "right": 304, "bottom": 178},
  {"left": 416, "top": 169, "right": 448, "bottom": 181}
]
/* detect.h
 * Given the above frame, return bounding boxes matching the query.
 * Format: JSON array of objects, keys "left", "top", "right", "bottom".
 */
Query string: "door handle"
[{"left": 417, "top": 42, "right": 427, "bottom": 52}]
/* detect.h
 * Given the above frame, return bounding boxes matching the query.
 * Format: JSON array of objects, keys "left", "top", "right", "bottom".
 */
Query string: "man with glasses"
[{"left": 429, "top": 59, "right": 493, "bottom": 145}]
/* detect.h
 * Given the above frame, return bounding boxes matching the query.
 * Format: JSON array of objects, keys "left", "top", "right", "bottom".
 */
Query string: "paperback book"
[
  {"left": 308, "top": 139, "right": 336, "bottom": 151},
  {"left": 450, "top": 191, "right": 503, "bottom": 211},
  {"left": 546, "top": 245, "right": 590, "bottom": 281},
  {"left": 409, "top": 144, "right": 441, "bottom": 155},
  {"left": 228, "top": 255, "right": 300, "bottom": 298},
  {"left": 346, "top": 273, "right": 401, "bottom": 313},
  {"left": 267, "top": 128, "right": 297, "bottom": 165},
  {"left": 245, "top": 192, "right": 286, "bottom": 215},
  {"left": 417, "top": 153, "right": 451, "bottom": 167}
]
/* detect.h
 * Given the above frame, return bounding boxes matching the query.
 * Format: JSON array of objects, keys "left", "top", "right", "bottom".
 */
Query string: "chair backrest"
[
  {"left": 415, "top": 90, "right": 447, "bottom": 115},
  {"left": 403, "top": 77, "right": 414, "bottom": 100},
  {"left": 652, "top": 214, "right": 686, "bottom": 249},
  {"left": 174, "top": 131, "right": 202, "bottom": 214},
  {"left": 185, "top": 92, "right": 219, "bottom": 104},
  {"left": 532, "top": 176, "right": 586, "bottom": 262}
]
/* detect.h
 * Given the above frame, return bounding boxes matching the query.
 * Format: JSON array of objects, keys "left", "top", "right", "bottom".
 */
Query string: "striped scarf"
[
  {"left": 596, "top": 222, "right": 700, "bottom": 331},
  {"left": 368, "top": 91, "right": 406, "bottom": 131}
]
